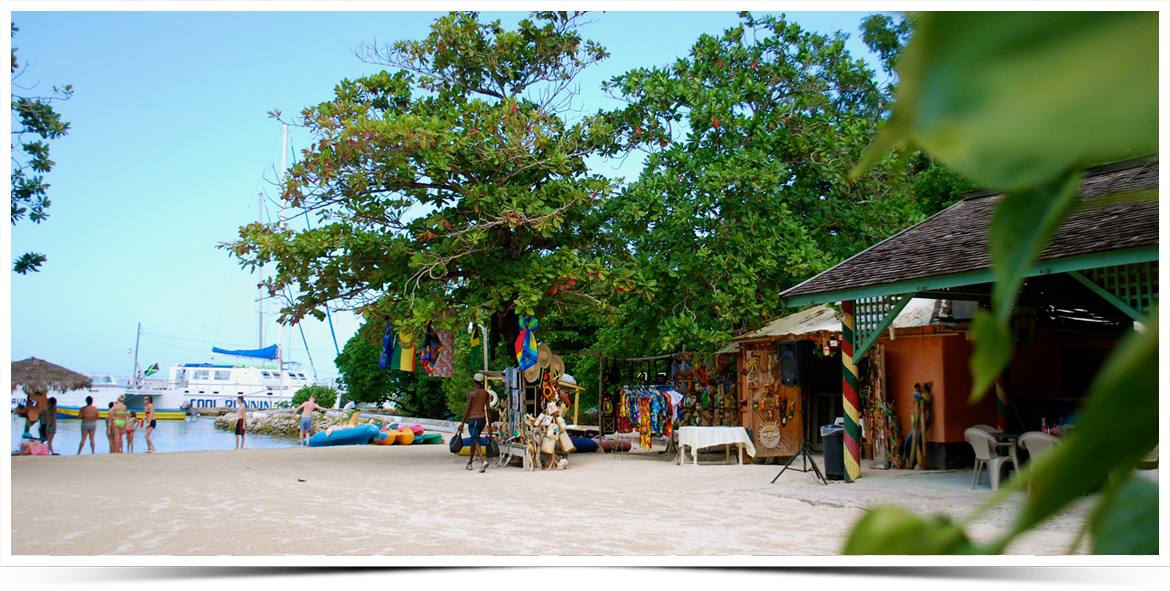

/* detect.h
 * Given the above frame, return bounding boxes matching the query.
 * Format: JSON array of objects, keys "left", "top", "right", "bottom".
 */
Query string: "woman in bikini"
[{"left": 110, "top": 395, "right": 128, "bottom": 453}]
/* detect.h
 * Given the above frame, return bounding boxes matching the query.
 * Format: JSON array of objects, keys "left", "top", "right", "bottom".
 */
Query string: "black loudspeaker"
[{"left": 777, "top": 339, "right": 816, "bottom": 387}]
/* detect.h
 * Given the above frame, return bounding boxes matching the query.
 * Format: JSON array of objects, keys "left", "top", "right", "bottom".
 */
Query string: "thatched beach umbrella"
[{"left": 11, "top": 357, "right": 92, "bottom": 423}]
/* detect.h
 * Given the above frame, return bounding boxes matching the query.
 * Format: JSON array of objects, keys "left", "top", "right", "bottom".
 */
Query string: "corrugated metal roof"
[{"left": 718, "top": 298, "right": 941, "bottom": 352}]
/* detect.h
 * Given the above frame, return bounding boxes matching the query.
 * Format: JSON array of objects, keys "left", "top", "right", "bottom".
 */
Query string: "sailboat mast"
[
  {"left": 132, "top": 322, "right": 142, "bottom": 390},
  {"left": 278, "top": 124, "right": 287, "bottom": 373},
  {"left": 258, "top": 190, "right": 265, "bottom": 350}
]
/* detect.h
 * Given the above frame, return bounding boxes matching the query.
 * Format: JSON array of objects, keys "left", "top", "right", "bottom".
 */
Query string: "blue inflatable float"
[{"left": 309, "top": 424, "right": 387, "bottom": 447}]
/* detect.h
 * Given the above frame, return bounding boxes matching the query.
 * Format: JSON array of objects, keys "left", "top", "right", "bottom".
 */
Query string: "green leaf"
[
  {"left": 1006, "top": 309, "right": 1159, "bottom": 540},
  {"left": 967, "top": 310, "right": 1012, "bottom": 401},
  {"left": 1090, "top": 474, "right": 1159, "bottom": 555},
  {"left": 987, "top": 170, "right": 1082, "bottom": 316},
  {"left": 875, "top": 12, "right": 1158, "bottom": 191},
  {"left": 843, "top": 505, "right": 977, "bottom": 555}
]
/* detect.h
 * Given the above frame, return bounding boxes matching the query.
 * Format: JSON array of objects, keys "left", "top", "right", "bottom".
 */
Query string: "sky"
[{"left": 4, "top": 3, "right": 891, "bottom": 384}]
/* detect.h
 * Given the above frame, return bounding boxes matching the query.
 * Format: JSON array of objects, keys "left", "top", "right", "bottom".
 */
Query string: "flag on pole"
[{"left": 144, "top": 363, "right": 160, "bottom": 377}]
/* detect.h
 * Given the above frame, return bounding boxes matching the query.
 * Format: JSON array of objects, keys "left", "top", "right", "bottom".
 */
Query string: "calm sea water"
[{"left": 11, "top": 415, "right": 298, "bottom": 454}]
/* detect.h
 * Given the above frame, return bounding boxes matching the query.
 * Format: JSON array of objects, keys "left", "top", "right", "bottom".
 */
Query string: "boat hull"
[{"left": 56, "top": 406, "right": 187, "bottom": 421}]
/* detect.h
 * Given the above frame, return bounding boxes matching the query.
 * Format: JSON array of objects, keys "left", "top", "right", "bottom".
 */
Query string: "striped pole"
[{"left": 841, "top": 300, "right": 862, "bottom": 482}]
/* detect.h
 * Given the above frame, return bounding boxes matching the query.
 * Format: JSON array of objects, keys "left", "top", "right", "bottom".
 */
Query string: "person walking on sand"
[
  {"left": 143, "top": 395, "right": 157, "bottom": 453},
  {"left": 234, "top": 396, "right": 248, "bottom": 450},
  {"left": 457, "top": 372, "right": 493, "bottom": 473},
  {"left": 291, "top": 393, "right": 333, "bottom": 447},
  {"left": 78, "top": 396, "right": 99, "bottom": 454},
  {"left": 124, "top": 411, "right": 142, "bottom": 453},
  {"left": 40, "top": 397, "right": 59, "bottom": 455},
  {"left": 110, "top": 395, "right": 129, "bottom": 453}
]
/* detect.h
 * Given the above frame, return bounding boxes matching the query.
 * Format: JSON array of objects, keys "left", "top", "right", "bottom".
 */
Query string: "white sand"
[{"left": 9, "top": 439, "right": 1090, "bottom": 556}]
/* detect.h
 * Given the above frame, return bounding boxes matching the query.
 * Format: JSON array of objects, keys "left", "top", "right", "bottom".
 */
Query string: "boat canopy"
[{"left": 211, "top": 344, "right": 277, "bottom": 359}]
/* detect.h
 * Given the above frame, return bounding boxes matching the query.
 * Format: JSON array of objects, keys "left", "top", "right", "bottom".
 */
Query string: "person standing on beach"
[
  {"left": 234, "top": 396, "right": 248, "bottom": 450},
  {"left": 124, "top": 411, "right": 142, "bottom": 453},
  {"left": 78, "top": 396, "right": 99, "bottom": 454},
  {"left": 143, "top": 395, "right": 157, "bottom": 453},
  {"left": 105, "top": 402, "right": 116, "bottom": 453},
  {"left": 110, "top": 396, "right": 129, "bottom": 453},
  {"left": 40, "top": 397, "right": 59, "bottom": 455},
  {"left": 457, "top": 373, "right": 492, "bottom": 473},
  {"left": 291, "top": 393, "right": 330, "bottom": 448}
]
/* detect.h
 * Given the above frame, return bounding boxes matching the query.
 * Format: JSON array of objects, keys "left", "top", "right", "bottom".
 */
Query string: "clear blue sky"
[{"left": 5, "top": 7, "right": 889, "bottom": 383}]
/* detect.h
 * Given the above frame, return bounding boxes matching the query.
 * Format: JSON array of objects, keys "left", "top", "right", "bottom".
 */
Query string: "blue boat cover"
[{"left": 212, "top": 344, "right": 277, "bottom": 359}]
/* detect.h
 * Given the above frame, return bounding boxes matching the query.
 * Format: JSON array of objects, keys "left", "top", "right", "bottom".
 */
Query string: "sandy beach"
[{"left": 9, "top": 437, "right": 1095, "bottom": 557}]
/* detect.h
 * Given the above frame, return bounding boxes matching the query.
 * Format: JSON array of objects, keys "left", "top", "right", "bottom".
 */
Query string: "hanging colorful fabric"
[
  {"left": 515, "top": 316, "right": 539, "bottom": 371},
  {"left": 419, "top": 323, "right": 442, "bottom": 376},
  {"left": 383, "top": 320, "right": 416, "bottom": 373},
  {"left": 378, "top": 317, "right": 394, "bottom": 371},
  {"left": 469, "top": 324, "right": 481, "bottom": 368},
  {"left": 431, "top": 329, "right": 454, "bottom": 377}
]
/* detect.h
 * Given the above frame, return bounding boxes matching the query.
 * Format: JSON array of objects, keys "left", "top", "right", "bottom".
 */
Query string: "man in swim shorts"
[
  {"left": 144, "top": 395, "right": 157, "bottom": 453},
  {"left": 457, "top": 373, "right": 493, "bottom": 473},
  {"left": 292, "top": 393, "right": 338, "bottom": 447},
  {"left": 40, "top": 397, "right": 59, "bottom": 454},
  {"left": 78, "top": 396, "right": 99, "bottom": 454},
  {"left": 234, "top": 396, "right": 247, "bottom": 450}
]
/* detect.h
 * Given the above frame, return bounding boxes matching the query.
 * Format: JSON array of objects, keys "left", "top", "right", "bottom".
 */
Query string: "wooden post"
[{"left": 841, "top": 300, "right": 862, "bottom": 483}]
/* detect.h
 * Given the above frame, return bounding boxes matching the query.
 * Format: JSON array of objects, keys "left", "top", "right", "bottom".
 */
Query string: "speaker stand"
[{"left": 772, "top": 440, "right": 827, "bottom": 485}]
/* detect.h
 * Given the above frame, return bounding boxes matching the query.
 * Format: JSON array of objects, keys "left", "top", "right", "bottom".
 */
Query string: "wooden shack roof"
[{"left": 781, "top": 157, "right": 1159, "bottom": 306}]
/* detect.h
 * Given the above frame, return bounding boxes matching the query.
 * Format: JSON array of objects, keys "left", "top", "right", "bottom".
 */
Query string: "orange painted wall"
[{"left": 877, "top": 329, "right": 995, "bottom": 445}]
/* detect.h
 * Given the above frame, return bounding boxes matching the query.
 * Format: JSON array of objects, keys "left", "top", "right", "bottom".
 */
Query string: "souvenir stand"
[
  {"left": 597, "top": 349, "right": 740, "bottom": 458},
  {"left": 495, "top": 345, "right": 590, "bottom": 471}
]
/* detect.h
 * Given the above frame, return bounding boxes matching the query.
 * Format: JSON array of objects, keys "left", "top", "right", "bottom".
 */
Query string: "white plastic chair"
[
  {"left": 965, "top": 428, "right": 1016, "bottom": 492},
  {"left": 1017, "top": 431, "right": 1060, "bottom": 493},
  {"left": 971, "top": 424, "right": 998, "bottom": 433}
]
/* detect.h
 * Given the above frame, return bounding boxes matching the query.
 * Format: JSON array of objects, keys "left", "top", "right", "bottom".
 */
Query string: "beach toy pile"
[{"left": 376, "top": 423, "right": 442, "bottom": 446}]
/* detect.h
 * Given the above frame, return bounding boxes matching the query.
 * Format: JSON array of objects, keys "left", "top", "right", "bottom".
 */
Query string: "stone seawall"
[{"left": 213, "top": 411, "right": 459, "bottom": 436}]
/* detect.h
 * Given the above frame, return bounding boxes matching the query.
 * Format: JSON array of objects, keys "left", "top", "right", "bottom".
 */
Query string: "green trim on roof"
[
  {"left": 852, "top": 295, "right": 913, "bottom": 364},
  {"left": 1068, "top": 271, "right": 1148, "bottom": 323},
  {"left": 781, "top": 245, "right": 1159, "bottom": 307}
]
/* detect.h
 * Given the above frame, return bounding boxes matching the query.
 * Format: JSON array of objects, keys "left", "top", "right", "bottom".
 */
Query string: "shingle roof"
[{"left": 781, "top": 157, "right": 1159, "bottom": 303}]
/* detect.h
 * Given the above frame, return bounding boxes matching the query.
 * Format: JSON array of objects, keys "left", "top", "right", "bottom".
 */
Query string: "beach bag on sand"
[
  {"left": 486, "top": 435, "right": 500, "bottom": 458},
  {"left": 449, "top": 433, "right": 464, "bottom": 454}
]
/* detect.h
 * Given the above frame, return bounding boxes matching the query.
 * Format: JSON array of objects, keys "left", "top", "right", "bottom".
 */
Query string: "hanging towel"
[
  {"left": 391, "top": 326, "right": 417, "bottom": 372},
  {"left": 515, "top": 316, "right": 539, "bottom": 371},
  {"left": 379, "top": 318, "right": 394, "bottom": 370},
  {"left": 469, "top": 325, "right": 481, "bottom": 369}
]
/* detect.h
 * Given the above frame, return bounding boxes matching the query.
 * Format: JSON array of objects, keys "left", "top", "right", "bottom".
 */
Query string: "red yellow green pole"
[{"left": 841, "top": 300, "right": 862, "bottom": 482}]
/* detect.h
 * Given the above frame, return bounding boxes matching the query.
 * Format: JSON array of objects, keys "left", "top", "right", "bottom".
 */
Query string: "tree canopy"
[
  {"left": 223, "top": 11, "right": 631, "bottom": 351},
  {"left": 10, "top": 22, "right": 73, "bottom": 274},
  {"left": 597, "top": 13, "right": 925, "bottom": 349}
]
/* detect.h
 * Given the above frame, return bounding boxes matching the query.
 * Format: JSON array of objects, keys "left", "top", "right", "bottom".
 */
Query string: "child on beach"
[{"left": 124, "top": 412, "right": 142, "bottom": 453}]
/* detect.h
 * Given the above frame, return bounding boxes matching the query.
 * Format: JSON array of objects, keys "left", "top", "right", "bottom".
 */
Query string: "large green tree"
[
  {"left": 223, "top": 11, "right": 628, "bottom": 349},
  {"left": 597, "top": 13, "right": 923, "bottom": 349},
  {"left": 10, "top": 22, "right": 73, "bottom": 274}
]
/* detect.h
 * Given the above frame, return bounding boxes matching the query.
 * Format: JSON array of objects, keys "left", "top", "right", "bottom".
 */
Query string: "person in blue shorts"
[
  {"left": 292, "top": 394, "right": 333, "bottom": 447},
  {"left": 457, "top": 373, "right": 493, "bottom": 473}
]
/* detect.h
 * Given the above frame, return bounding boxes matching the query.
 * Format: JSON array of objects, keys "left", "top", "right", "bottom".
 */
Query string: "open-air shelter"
[{"left": 777, "top": 156, "right": 1159, "bottom": 481}]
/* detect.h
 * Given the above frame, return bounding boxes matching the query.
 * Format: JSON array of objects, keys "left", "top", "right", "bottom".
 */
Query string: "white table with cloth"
[{"left": 676, "top": 426, "right": 756, "bottom": 466}]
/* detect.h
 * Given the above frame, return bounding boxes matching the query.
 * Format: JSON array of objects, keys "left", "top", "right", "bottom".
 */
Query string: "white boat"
[
  {"left": 14, "top": 373, "right": 188, "bottom": 421},
  {"left": 172, "top": 360, "right": 312, "bottom": 410}
]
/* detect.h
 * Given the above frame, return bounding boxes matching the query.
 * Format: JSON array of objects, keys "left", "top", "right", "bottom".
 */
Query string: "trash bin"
[{"left": 820, "top": 425, "right": 845, "bottom": 480}]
